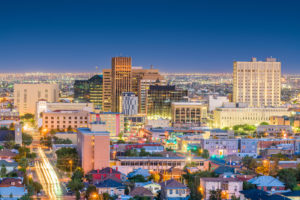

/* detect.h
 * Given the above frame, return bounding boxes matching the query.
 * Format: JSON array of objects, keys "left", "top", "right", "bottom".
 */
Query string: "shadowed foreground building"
[
  {"left": 147, "top": 85, "right": 188, "bottom": 120},
  {"left": 77, "top": 118, "right": 110, "bottom": 173},
  {"left": 74, "top": 74, "right": 103, "bottom": 109}
]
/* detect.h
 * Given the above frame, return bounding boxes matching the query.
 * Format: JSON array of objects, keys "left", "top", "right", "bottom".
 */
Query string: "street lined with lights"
[{"left": 35, "top": 147, "right": 63, "bottom": 200}]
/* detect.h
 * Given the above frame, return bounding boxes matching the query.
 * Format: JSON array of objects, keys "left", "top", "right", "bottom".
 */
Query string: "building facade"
[
  {"left": 74, "top": 75, "right": 103, "bottom": 109},
  {"left": 42, "top": 110, "right": 89, "bottom": 130},
  {"left": 77, "top": 121, "right": 110, "bottom": 174},
  {"left": 102, "top": 69, "right": 112, "bottom": 112},
  {"left": 121, "top": 92, "right": 138, "bottom": 115},
  {"left": 171, "top": 102, "right": 207, "bottom": 127},
  {"left": 213, "top": 103, "right": 291, "bottom": 128},
  {"left": 233, "top": 57, "right": 281, "bottom": 107},
  {"left": 14, "top": 83, "right": 59, "bottom": 115},
  {"left": 147, "top": 85, "right": 188, "bottom": 120},
  {"left": 112, "top": 57, "right": 132, "bottom": 112},
  {"left": 208, "top": 95, "right": 229, "bottom": 112},
  {"left": 89, "top": 112, "right": 124, "bottom": 137}
]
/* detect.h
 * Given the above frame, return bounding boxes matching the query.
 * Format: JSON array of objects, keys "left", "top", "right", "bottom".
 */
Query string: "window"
[{"left": 169, "top": 189, "right": 173, "bottom": 194}]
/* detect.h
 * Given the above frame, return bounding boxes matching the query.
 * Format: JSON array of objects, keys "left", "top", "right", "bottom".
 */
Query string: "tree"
[
  {"left": 129, "top": 175, "right": 147, "bottom": 182},
  {"left": 231, "top": 195, "right": 241, "bottom": 200},
  {"left": 209, "top": 189, "right": 222, "bottom": 200},
  {"left": 85, "top": 184, "right": 97, "bottom": 199},
  {"left": 68, "top": 168, "right": 84, "bottom": 200},
  {"left": 277, "top": 168, "right": 298, "bottom": 190},
  {"left": 260, "top": 122, "right": 269, "bottom": 125},
  {"left": 201, "top": 149, "right": 210, "bottom": 159},
  {"left": 22, "top": 133, "right": 33, "bottom": 146},
  {"left": 0, "top": 164, "right": 7, "bottom": 177},
  {"left": 32, "top": 181, "right": 43, "bottom": 194},
  {"left": 243, "top": 181, "right": 255, "bottom": 190},
  {"left": 21, "top": 113, "right": 34, "bottom": 120},
  {"left": 18, "top": 157, "right": 29, "bottom": 170},
  {"left": 242, "top": 156, "right": 257, "bottom": 170},
  {"left": 56, "top": 147, "right": 79, "bottom": 172}
]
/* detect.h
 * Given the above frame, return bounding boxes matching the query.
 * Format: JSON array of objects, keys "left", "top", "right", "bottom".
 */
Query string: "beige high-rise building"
[
  {"left": 111, "top": 57, "right": 132, "bottom": 112},
  {"left": 132, "top": 68, "right": 165, "bottom": 113},
  {"left": 14, "top": 84, "right": 59, "bottom": 115},
  {"left": 233, "top": 57, "right": 281, "bottom": 107},
  {"left": 102, "top": 69, "right": 112, "bottom": 112}
]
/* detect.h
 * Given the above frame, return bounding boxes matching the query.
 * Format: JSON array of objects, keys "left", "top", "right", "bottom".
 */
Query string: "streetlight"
[
  {"left": 90, "top": 192, "right": 99, "bottom": 200},
  {"left": 69, "top": 160, "right": 73, "bottom": 174}
]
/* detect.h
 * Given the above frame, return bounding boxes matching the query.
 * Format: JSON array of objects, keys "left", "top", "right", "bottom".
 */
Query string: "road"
[{"left": 35, "top": 147, "right": 63, "bottom": 200}]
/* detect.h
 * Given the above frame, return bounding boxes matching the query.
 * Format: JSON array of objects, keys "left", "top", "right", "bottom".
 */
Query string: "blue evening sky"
[{"left": 0, "top": 0, "right": 299, "bottom": 73}]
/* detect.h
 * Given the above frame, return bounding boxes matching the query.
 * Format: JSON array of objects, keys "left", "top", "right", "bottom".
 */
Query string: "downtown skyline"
[{"left": 0, "top": 0, "right": 300, "bottom": 73}]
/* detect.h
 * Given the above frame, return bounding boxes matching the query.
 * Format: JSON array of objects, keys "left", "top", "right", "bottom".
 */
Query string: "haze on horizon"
[{"left": 0, "top": 0, "right": 299, "bottom": 73}]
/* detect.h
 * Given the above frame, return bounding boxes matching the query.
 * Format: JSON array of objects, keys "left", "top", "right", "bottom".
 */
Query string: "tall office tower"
[
  {"left": 132, "top": 68, "right": 166, "bottom": 113},
  {"left": 233, "top": 57, "right": 281, "bottom": 107},
  {"left": 14, "top": 83, "right": 59, "bottom": 115},
  {"left": 147, "top": 85, "right": 188, "bottom": 120},
  {"left": 102, "top": 69, "right": 112, "bottom": 112},
  {"left": 77, "top": 117, "right": 110, "bottom": 174},
  {"left": 74, "top": 75, "right": 103, "bottom": 109},
  {"left": 111, "top": 57, "right": 132, "bottom": 112},
  {"left": 120, "top": 92, "right": 138, "bottom": 115}
]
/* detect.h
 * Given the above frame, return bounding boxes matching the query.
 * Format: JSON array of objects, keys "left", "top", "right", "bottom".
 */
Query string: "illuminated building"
[
  {"left": 36, "top": 100, "right": 93, "bottom": 127},
  {"left": 233, "top": 57, "right": 281, "bottom": 107},
  {"left": 102, "top": 69, "right": 112, "bottom": 112},
  {"left": 200, "top": 177, "right": 243, "bottom": 200},
  {"left": 213, "top": 103, "right": 291, "bottom": 128},
  {"left": 131, "top": 67, "right": 165, "bottom": 113},
  {"left": 171, "top": 102, "right": 207, "bottom": 128},
  {"left": 115, "top": 156, "right": 209, "bottom": 174},
  {"left": 270, "top": 115, "right": 300, "bottom": 129},
  {"left": 14, "top": 83, "right": 59, "bottom": 115},
  {"left": 89, "top": 111, "right": 124, "bottom": 137},
  {"left": 111, "top": 57, "right": 132, "bottom": 112},
  {"left": 208, "top": 95, "right": 229, "bottom": 112},
  {"left": 120, "top": 92, "right": 138, "bottom": 115},
  {"left": 74, "top": 75, "right": 103, "bottom": 109},
  {"left": 77, "top": 119, "right": 110, "bottom": 174},
  {"left": 147, "top": 85, "right": 188, "bottom": 120},
  {"left": 42, "top": 110, "right": 89, "bottom": 130}
]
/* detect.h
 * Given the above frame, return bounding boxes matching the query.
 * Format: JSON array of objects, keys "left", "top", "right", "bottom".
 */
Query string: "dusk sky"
[{"left": 0, "top": 0, "right": 299, "bottom": 73}]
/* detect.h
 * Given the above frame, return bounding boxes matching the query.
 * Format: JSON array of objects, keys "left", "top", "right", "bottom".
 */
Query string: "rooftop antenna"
[{"left": 150, "top": 64, "right": 153, "bottom": 69}]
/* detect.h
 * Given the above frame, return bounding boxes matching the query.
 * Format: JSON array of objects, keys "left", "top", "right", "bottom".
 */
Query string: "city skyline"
[{"left": 1, "top": 0, "right": 300, "bottom": 73}]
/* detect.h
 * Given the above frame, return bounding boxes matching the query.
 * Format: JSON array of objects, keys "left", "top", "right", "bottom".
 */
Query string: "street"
[{"left": 35, "top": 147, "right": 63, "bottom": 200}]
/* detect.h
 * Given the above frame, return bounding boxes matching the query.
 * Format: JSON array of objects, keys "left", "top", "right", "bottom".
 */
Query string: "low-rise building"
[
  {"left": 213, "top": 103, "right": 291, "bottom": 128},
  {"left": 115, "top": 156, "right": 209, "bottom": 174},
  {"left": 160, "top": 179, "right": 189, "bottom": 200},
  {"left": 95, "top": 178, "right": 125, "bottom": 196},
  {"left": 248, "top": 176, "right": 286, "bottom": 192},
  {"left": 171, "top": 102, "right": 207, "bottom": 128},
  {"left": 199, "top": 176, "right": 243, "bottom": 200},
  {"left": 42, "top": 110, "right": 89, "bottom": 131},
  {"left": 270, "top": 115, "right": 300, "bottom": 129},
  {"left": 257, "top": 125, "right": 293, "bottom": 136}
]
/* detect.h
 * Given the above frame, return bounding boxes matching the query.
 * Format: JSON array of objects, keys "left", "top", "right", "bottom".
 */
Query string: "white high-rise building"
[
  {"left": 233, "top": 57, "right": 281, "bottom": 107},
  {"left": 120, "top": 92, "right": 138, "bottom": 115}
]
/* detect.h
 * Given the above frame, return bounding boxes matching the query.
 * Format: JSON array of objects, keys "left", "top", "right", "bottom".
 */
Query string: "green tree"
[
  {"left": 68, "top": 168, "right": 84, "bottom": 200},
  {"left": 56, "top": 147, "right": 79, "bottom": 172},
  {"left": 0, "top": 164, "right": 7, "bottom": 177},
  {"left": 85, "top": 184, "right": 97, "bottom": 199},
  {"left": 231, "top": 195, "right": 241, "bottom": 200},
  {"left": 32, "top": 181, "right": 43, "bottom": 194},
  {"left": 209, "top": 189, "right": 222, "bottom": 200},
  {"left": 277, "top": 168, "right": 298, "bottom": 190},
  {"left": 243, "top": 181, "right": 255, "bottom": 190},
  {"left": 22, "top": 133, "right": 33, "bottom": 146},
  {"left": 128, "top": 175, "right": 147, "bottom": 182},
  {"left": 201, "top": 149, "right": 210, "bottom": 159},
  {"left": 260, "top": 122, "right": 269, "bottom": 125}
]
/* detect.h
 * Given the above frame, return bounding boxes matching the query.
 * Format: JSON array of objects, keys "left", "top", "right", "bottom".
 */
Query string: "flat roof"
[
  {"left": 117, "top": 156, "right": 205, "bottom": 160},
  {"left": 77, "top": 127, "right": 110, "bottom": 135}
]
